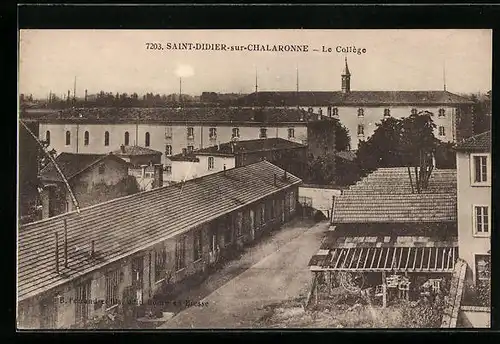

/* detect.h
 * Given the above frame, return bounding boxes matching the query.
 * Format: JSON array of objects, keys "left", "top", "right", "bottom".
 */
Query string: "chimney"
[
  {"left": 55, "top": 232, "right": 59, "bottom": 274},
  {"left": 283, "top": 170, "right": 287, "bottom": 180},
  {"left": 120, "top": 144, "right": 126, "bottom": 153},
  {"left": 64, "top": 219, "right": 68, "bottom": 268},
  {"left": 153, "top": 164, "right": 163, "bottom": 188},
  {"left": 41, "top": 184, "right": 57, "bottom": 219},
  {"left": 84, "top": 89, "right": 88, "bottom": 102}
]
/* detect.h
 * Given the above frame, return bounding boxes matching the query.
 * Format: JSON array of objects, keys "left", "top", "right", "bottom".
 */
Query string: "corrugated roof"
[
  {"left": 195, "top": 138, "right": 306, "bottom": 156},
  {"left": 21, "top": 107, "right": 321, "bottom": 124},
  {"left": 17, "top": 160, "right": 301, "bottom": 302},
  {"left": 237, "top": 91, "right": 473, "bottom": 107},
  {"left": 308, "top": 236, "right": 458, "bottom": 273},
  {"left": 112, "top": 145, "right": 162, "bottom": 157},
  {"left": 455, "top": 131, "right": 491, "bottom": 151},
  {"left": 39, "top": 153, "right": 128, "bottom": 182},
  {"left": 333, "top": 167, "right": 457, "bottom": 223}
]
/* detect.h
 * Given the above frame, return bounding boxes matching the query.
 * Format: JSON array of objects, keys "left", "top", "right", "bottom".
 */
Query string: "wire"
[{"left": 19, "top": 119, "right": 81, "bottom": 214}]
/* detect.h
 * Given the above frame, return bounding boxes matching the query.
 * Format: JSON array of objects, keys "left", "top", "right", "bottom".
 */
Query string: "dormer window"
[
  {"left": 438, "top": 108, "right": 446, "bottom": 117},
  {"left": 357, "top": 108, "right": 364, "bottom": 117},
  {"left": 384, "top": 109, "right": 391, "bottom": 117}
]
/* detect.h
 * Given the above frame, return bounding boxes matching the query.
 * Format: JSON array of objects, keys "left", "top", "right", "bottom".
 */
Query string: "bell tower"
[{"left": 341, "top": 57, "right": 351, "bottom": 94}]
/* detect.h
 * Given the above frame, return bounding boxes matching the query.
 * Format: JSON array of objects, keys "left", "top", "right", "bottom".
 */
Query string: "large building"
[
  {"left": 455, "top": 131, "right": 491, "bottom": 289},
  {"left": 17, "top": 160, "right": 301, "bottom": 329},
  {"left": 237, "top": 58, "right": 474, "bottom": 150},
  {"left": 21, "top": 107, "right": 323, "bottom": 166}
]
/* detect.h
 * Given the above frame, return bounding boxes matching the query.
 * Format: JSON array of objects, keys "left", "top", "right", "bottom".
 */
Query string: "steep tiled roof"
[
  {"left": 21, "top": 107, "right": 321, "bottom": 124},
  {"left": 17, "top": 160, "right": 301, "bottom": 302},
  {"left": 455, "top": 131, "right": 491, "bottom": 152},
  {"left": 333, "top": 167, "right": 457, "bottom": 223},
  {"left": 39, "top": 153, "right": 128, "bottom": 182},
  {"left": 112, "top": 145, "right": 162, "bottom": 157},
  {"left": 237, "top": 91, "right": 472, "bottom": 107},
  {"left": 195, "top": 138, "right": 306, "bottom": 156}
]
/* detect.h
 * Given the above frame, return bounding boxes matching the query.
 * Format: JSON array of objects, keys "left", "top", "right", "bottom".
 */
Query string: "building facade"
[
  {"left": 39, "top": 153, "right": 131, "bottom": 218},
  {"left": 455, "top": 131, "right": 491, "bottom": 288},
  {"left": 17, "top": 161, "right": 300, "bottom": 329},
  {"left": 21, "top": 107, "right": 320, "bottom": 166},
  {"left": 167, "top": 138, "right": 308, "bottom": 183},
  {"left": 237, "top": 58, "right": 474, "bottom": 150}
]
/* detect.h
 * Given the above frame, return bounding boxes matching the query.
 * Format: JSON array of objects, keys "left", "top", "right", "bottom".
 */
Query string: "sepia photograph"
[{"left": 17, "top": 29, "right": 491, "bottom": 329}]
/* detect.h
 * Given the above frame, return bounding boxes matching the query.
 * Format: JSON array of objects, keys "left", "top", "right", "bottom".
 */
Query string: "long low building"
[{"left": 17, "top": 160, "right": 301, "bottom": 329}]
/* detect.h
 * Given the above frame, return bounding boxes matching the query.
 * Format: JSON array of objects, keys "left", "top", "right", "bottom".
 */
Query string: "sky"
[{"left": 18, "top": 29, "right": 492, "bottom": 99}]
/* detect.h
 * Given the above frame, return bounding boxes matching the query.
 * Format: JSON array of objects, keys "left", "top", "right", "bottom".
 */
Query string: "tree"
[
  {"left": 333, "top": 118, "right": 351, "bottom": 151},
  {"left": 355, "top": 111, "right": 439, "bottom": 193}
]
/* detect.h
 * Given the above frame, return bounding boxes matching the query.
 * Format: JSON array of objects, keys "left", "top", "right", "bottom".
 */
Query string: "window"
[
  {"left": 65, "top": 131, "right": 71, "bottom": 145},
  {"left": 209, "top": 127, "right": 217, "bottom": 139},
  {"left": 475, "top": 254, "right": 491, "bottom": 286},
  {"left": 98, "top": 164, "right": 105, "bottom": 174},
  {"left": 260, "top": 128, "right": 267, "bottom": 139},
  {"left": 193, "top": 230, "right": 203, "bottom": 261},
  {"left": 235, "top": 212, "right": 243, "bottom": 237},
  {"left": 75, "top": 280, "right": 91, "bottom": 323},
  {"left": 384, "top": 109, "right": 391, "bottom": 117},
  {"left": 333, "top": 108, "right": 339, "bottom": 117},
  {"left": 289, "top": 191, "right": 296, "bottom": 212},
  {"left": 208, "top": 156, "right": 215, "bottom": 170},
  {"left": 318, "top": 108, "right": 323, "bottom": 115},
  {"left": 187, "top": 145, "right": 194, "bottom": 153},
  {"left": 288, "top": 128, "right": 295, "bottom": 139},
  {"left": 308, "top": 107, "right": 313, "bottom": 113},
  {"left": 39, "top": 296, "right": 57, "bottom": 328},
  {"left": 232, "top": 128, "right": 240, "bottom": 138},
  {"left": 187, "top": 127, "right": 194, "bottom": 139},
  {"left": 46, "top": 131, "right": 51, "bottom": 145},
  {"left": 165, "top": 127, "right": 172, "bottom": 139},
  {"left": 357, "top": 108, "right": 364, "bottom": 117},
  {"left": 175, "top": 236, "right": 186, "bottom": 271},
  {"left": 472, "top": 154, "right": 488, "bottom": 184},
  {"left": 357, "top": 124, "right": 364, "bottom": 136},
  {"left": 83, "top": 131, "right": 89, "bottom": 146},
  {"left": 145, "top": 132, "right": 150, "bottom": 147},
  {"left": 154, "top": 247, "right": 167, "bottom": 282},
  {"left": 438, "top": 108, "right": 446, "bottom": 117},
  {"left": 473, "top": 206, "right": 489, "bottom": 236},
  {"left": 165, "top": 145, "right": 172, "bottom": 156},
  {"left": 327, "top": 106, "right": 332, "bottom": 117},
  {"left": 165, "top": 166, "right": 172, "bottom": 175},
  {"left": 104, "top": 131, "right": 110, "bottom": 146},
  {"left": 438, "top": 126, "right": 445, "bottom": 136},
  {"left": 105, "top": 269, "right": 120, "bottom": 308},
  {"left": 411, "top": 108, "right": 418, "bottom": 115},
  {"left": 124, "top": 132, "right": 129, "bottom": 145}
]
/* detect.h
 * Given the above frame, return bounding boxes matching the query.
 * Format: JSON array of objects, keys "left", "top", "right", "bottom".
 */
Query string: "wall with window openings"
[
  {"left": 17, "top": 186, "right": 298, "bottom": 329},
  {"left": 168, "top": 156, "right": 236, "bottom": 183},
  {"left": 456, "top": 150, "right": 491, "bottom": 286},
  {"left": 39, "top": 123, "right": 307, "bottom": 164}
]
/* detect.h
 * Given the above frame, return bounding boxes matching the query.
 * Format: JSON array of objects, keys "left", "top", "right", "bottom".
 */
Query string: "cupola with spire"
[{"left": 341, "top": 57, "right": 351, "bottom": 94}]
